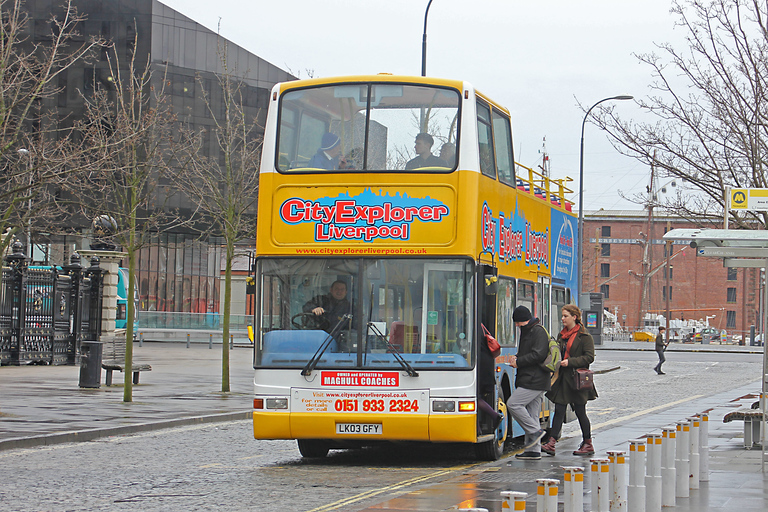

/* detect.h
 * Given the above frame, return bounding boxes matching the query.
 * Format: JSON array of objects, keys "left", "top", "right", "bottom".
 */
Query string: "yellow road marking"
[{"left": 304, "top": 464, "right": 474, "bottom": 512}]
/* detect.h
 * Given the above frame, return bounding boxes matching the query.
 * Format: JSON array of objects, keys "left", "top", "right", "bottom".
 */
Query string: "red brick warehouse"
[{"left": 582, "top": 210, "right": 760, "bottom": 337}]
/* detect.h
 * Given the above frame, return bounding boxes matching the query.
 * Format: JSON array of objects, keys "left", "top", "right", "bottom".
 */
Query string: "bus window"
[
  {"left": 255, "top": 257, "right": 473, "bottom": 370},
  {"left": 276, "top": 83, "right": 460, "bottom": 172},
  {"left": 476, "top": 101, "right": 496, "bottom": 178},
  {"left": 492, "top": 110, "right": 514, "bottom": 186}
]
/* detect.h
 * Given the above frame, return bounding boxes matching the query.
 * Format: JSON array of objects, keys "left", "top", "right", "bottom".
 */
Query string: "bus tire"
[
  {"left": 475, "top": 399, "right": 507, "bottom": 461},
  {"left": 297, "top": 439, "right": 330, "bottom": 458}
]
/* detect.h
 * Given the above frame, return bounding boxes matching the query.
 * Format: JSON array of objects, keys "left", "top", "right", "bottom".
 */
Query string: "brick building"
[{"left": 582, "top": 210, "right": 761, "bottom": 337}]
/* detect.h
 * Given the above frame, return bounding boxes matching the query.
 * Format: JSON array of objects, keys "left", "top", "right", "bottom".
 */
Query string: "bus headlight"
[
  {"left": 432, "top": 400, "right": 455, "bottom": 412},
  {"left": 266, "top": 398, "right": 288, "bottom": 409}
]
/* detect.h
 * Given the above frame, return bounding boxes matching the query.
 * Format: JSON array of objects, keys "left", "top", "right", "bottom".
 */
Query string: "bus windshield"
[
  {"left": 276, "top": 83, "right": 460, "bottom": 172},
  {"left": 256, "top": 257, "right": 473, "bottom": 370}
]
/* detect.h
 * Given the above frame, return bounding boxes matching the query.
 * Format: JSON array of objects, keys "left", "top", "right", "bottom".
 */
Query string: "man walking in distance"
[
  {"left": 507, "top": 306, "right": 551, "bottom": 460},
  {"left": 654, "top": 326, "right": 669, "bottom": 375}
]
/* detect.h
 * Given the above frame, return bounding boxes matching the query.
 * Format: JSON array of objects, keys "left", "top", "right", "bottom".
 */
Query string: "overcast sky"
[{"left": 160, "top": 0, "right": 686, "bottom": 211}]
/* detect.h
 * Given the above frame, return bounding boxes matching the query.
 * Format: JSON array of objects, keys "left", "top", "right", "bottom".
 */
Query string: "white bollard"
[
  {"left": 628, "top": 440, "right": 646, "bottom": 512},
  {"left": 675, "top": 420, "right": 690, "bottom": 498},
  {"left": 644, "top": 433, "right": 662, "bottom": 512},
  {"left": 536, "top": 478, "right": 559, "bottom": 512},
  {"left": 660, "top": 426, "right": 676, "bottom": 507},
  {"left": 687, "top": 416, "right": 700, "bottom": 490},
  {"left": 698, "top": 412, "right": 709, "bottom": 482},
  {"left": 591, "top": 458, "right": 611, "bottom": 512},
  {"left": 501, "top": 491, "right": 528, "bottom": 511},
  {"left": 562, "top": 466, "right": 584, "bottom": 512},
  {"left": 608, "top": 450, "right": 627, "bottom": 511}
]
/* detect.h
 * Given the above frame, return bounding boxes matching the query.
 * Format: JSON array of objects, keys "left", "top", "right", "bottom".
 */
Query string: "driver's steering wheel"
[{"left": 291, "top": 312, "right": 327, "bottom": 330}]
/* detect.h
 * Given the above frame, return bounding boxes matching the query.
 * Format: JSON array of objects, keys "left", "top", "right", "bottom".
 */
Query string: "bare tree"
[
  {"left": 175, "top": 37, "right": 261, "bottom": 392},
  {"left": 0, "top": 0, "right": 101, "bottom": 254},
  {"left": 593, "top": 0, "right": 768, "bottom": 228},
  {"left": 69, "top": 35, "right": 183, "bottom": 402}
]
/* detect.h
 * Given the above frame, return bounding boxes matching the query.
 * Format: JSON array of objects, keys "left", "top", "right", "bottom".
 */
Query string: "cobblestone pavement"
[{"left": 0, "top": 348, "right": 764, "bottom": 511}]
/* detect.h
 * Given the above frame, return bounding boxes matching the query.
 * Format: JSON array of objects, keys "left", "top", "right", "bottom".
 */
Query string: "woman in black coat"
[{"left": 541, "top": 304, "right": 598, "bottom": 456}]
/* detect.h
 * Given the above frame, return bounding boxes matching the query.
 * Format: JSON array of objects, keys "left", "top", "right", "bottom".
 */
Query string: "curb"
[{"left": 0, "top": 410, "right": 252, "bottom": 451}]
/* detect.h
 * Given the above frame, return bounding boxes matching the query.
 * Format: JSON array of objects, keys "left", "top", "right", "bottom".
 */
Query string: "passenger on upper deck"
[
  {"left": 302, "top": 280, "right": 352, "bottom": 333},
  {"left": 439, "top": 142, "right": 456, "bottom": 167},
  {"left": 307, "top": 133, "right": 343, "bottom": 170},
  {"left": 405, "top": 133, "right": 447, "bottom": 170}
]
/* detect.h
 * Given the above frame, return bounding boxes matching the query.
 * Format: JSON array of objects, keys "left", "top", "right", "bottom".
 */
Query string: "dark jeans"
[
  {"left": 654, "top": 350, "right": 666, "bottom": 371},
  {"left": 548, "top": 402, "right": 592, "bottom": 442}
]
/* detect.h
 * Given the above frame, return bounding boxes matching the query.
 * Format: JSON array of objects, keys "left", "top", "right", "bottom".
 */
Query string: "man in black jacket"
[
  {"left": 506, "top": 306, "right": 551, "bottom": 460},
  {"left": 302, "top": 280, "right": 351, "bottom": 333}
]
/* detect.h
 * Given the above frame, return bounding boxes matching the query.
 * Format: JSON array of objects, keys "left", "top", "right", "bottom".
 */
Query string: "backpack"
[{"left": 540, "top": 327, "right": 562, "bottom": 373}]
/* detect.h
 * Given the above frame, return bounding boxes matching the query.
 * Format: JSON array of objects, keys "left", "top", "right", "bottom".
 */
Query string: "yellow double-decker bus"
[{"left": 252, "top": 75, "right": 578, "bottom": 460}]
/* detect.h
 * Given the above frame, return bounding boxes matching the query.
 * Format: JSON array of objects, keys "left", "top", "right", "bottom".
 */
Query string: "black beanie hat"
[{"left": 513, "top": 306, "right": 532, "bottom": 322}]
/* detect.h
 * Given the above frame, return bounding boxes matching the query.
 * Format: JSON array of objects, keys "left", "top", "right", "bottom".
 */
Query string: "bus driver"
[{"left": 302, "top": 280, "right": 351, "bottom": 333}]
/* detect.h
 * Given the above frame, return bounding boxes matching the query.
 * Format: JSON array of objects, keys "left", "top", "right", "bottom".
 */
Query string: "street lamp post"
[
  {"left": 578, "top": 95, "right": 633, "bottom": 299},
  {"left": 421, "top": 0, "right": 434, "bottom": 77}
]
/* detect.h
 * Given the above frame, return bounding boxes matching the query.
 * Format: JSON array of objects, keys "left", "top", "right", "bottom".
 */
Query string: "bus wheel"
[
  {"left": 297, "top": 439, "right": 330, "bottom": 458},
  {"left": 475, "top": 399, "right": 508, "bottom": 461}
]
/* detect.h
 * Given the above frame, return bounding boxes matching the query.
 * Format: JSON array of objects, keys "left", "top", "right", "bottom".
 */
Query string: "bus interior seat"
[
  {"left": 262, "top": 329, "right": 338, "bottom": 354},
  {"left": 388, "top": 321, "right": 420, "bottom": 353}
]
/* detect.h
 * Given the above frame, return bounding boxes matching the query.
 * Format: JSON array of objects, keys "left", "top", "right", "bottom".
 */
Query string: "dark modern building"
[{"left": 21, "top": 0, "right": 294, "bottom": 316}]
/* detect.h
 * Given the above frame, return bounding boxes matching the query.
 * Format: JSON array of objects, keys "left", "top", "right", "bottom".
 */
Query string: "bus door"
[{"left": 421, "top": 262, "right": 470, "bottom": 355}]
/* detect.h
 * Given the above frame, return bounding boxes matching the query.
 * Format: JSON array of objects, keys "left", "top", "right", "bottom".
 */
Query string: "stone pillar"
[{"left": 78, "top": 250, "right": 127, "bottom": 339}]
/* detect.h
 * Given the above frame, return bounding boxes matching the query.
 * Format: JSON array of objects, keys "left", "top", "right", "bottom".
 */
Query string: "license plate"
[{"left": 336, "top": 423, "right": 382, "bottom": 435}]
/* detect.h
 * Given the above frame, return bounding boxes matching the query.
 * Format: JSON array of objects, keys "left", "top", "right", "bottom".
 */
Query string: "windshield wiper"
[
  {"left": 366, "top": 322, "right": 419, "bottom": 377},
  {"left": 301, "top": 314, "right": 352, "bottom": 376}
]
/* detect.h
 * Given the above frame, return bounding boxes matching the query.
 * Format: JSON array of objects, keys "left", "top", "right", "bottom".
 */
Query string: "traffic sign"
[{"left": 729, "top": 188, "right": 768, "bottom": 211}]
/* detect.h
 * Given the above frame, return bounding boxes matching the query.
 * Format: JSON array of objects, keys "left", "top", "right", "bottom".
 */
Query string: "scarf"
[{"left": 560, "top": 324, "right": 580, "bottom": 359}]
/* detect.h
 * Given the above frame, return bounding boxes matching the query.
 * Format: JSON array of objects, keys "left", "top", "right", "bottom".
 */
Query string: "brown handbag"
[{"left": 574, "top": 368, "right": 594, "bottom": 390}]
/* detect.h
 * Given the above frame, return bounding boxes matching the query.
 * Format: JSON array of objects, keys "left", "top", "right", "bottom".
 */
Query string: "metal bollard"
[
  {"left": 139, "top": 332, "right": 144, "bottom": 347},
  {"left": 186, "top": 333, "right": 191, "bottom": 348},
  {"left": 698, "top": 412, "right": 709, "bottom": 482},
  {"left": 209, "top": 333, "right": 213, "bottom": 349},
  {"left": 687, "top": 416, "right": 700, "bottom": 490},
  {"left": 608, "top": 450, "right": 627, "bottom": 511},
  {"left": 501, "top": 491, "right": 528, "bottom": 511},
  {"left": 230, "top": 334, "right": 234, "bottom": 349},
  {"left": 562, "top": 466, "right": 584, "bottom": 512},
  {"left": 660, "top": 426, "right": 676, "bottom": 507},
  {"left": 628, "top": 440, "right": 646, "bottom": 512},
  {"left": 591, "top": 458, "right": 611, "bottom": 512},
  {"left": 675, "top": 420, "right": 690, "bottom": 498},
  {"left": 536, "top": 478, "right": 559, "bottom": 512},
  {"left": 644, "top": 433, "right": 662, "bottom": 512}
]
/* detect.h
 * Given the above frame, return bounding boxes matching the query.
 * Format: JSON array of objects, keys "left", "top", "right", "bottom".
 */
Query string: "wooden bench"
[
  {"left": 723, "top": 402, "right": 764, "bottom": 449},
  {"left": 103, "top": 363, "right": 152, "bottom": 385},
  {"left": 100, "top": 332, "right": 151, "bottom": 386}
]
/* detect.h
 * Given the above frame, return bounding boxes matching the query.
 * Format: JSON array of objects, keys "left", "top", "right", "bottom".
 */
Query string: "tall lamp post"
[
  {"left": 578, "top": 95, "right": 633, "bottom": 299},
  {"left": 421, "top": 0, "right": 434, "bottom": 77}
]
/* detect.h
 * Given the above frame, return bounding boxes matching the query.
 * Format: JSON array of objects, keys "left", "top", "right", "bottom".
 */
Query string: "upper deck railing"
[{"left": 514, "top": 162, "right": 575, "bottom": 212}]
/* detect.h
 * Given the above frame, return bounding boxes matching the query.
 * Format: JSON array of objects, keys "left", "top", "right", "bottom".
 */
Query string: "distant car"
[{"left": 694, "top": 327, "right": 721, "bottom": 343}]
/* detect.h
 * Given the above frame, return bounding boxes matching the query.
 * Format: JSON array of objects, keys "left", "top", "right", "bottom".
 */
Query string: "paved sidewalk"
[{"left": 0, "top": 342, "right": 255, "bottom": 449}]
